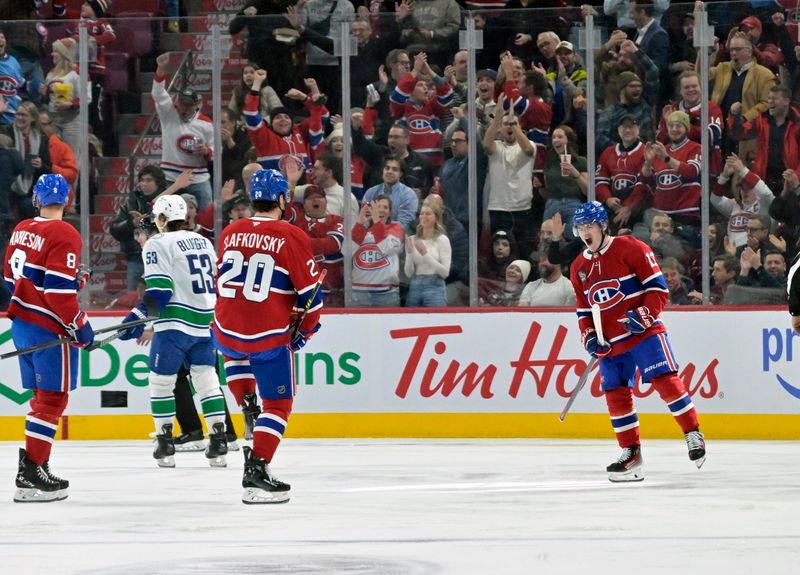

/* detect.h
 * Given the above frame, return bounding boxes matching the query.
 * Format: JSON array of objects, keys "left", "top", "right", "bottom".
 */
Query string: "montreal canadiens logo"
[
  {"left": 657, "top": 172, "right": 682, "bottom": 190},
  {"left": 0, "top": 75, "right": 18, "bottom": 96},
  {"left": 613, "top": 174, "right": 636, "bottom": 190},
  {"left": 587, "top": 279, "right": 625, "bottom": 309},
  {"left": 177, "top": 134, "right": 200, "bottom": 153},
  {"left": 354, "top": 244, "right": 388, "bottom": 270},
  {"left": 407, "top": 113, "right": 432, "bottom": 135}
]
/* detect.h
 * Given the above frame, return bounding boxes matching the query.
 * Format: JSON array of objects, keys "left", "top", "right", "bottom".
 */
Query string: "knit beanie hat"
[
  {"left": 52, "top": 38, "right": 77, "bottom": 63},
  {"left": 508, "top": 259, "right": 531, "bottom": 283},
  {"left": 667, "top": 110, "right": 691, "bottom": 131},
  {"left": 616, "top": 71, "right": 641, "bottom": 93},
  {"left": 326, "top": 124, "right": 344, "bottom": 144}
]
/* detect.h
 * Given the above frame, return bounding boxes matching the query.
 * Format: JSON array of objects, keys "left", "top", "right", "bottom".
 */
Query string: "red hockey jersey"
[
  {"left": 295, "top": 213, "right": 345, "bottom": 295},
  {"left": 656, "top": 100, "right": 723, "bottom": 176},
  {"left": 569, "top": 235, "right": 669, "bottom": 357},
  {"left": 211, "top": 216, "right": 323, "bottom": 354},
  {"left": 390, "top": 73, "right": 453, "bottom": 168},
  {"left": 3, "top": 218, "right": 84, "bottom": 337},
  {"left": 640, "top": 138, "right": 702, "bottom": 219},
  {"left": 70, "top": 19, "right": 116, "bottom": 75},
  {"left": 595, "top": 141, "right": 648, "bottom": 208}
]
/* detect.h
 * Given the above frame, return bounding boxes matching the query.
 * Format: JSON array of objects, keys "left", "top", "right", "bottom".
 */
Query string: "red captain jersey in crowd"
[
  {"left": 211, "top": 216, "right": 323, "bottom": 354},
  {"left": 3, "top": 218, "right": 84, "bottom": 337},
  {"left": 595, "top": 141, "right": 648, "bottom": 207},
  {"left": 569, "top": 235, "right": 670, "bottom": 357}
]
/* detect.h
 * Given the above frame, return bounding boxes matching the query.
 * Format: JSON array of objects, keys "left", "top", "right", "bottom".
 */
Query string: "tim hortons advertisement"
[{"left": 0, "top": 311, "right": 797, "bottom": 416}]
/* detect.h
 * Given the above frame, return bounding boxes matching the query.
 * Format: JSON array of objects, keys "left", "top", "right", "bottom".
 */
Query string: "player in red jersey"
[
  {"left": 3, "top": 174, "right": 94, "bottom": 502},
  {"left": 568, "top": 201, "right": 706, "bottom": 482},
  {"left": 211, "top": 169, "right": 322, "bottom": 504}
]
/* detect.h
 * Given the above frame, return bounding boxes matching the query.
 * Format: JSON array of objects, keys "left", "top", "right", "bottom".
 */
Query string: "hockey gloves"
[
  {"left": 620, "top": 306, "right": 654, "bottom": 335},
  {"left": 67, "top": 311, "right": 94, "bottom": 348},
  {"left": 119, "top": 303, "right": 149, "bottom": 341},
  {"left": 582, "top": 329, "right": 611, "bottom": 359},
  {"left": 289, "top": 323, "right": 321, "bottom": 352}
]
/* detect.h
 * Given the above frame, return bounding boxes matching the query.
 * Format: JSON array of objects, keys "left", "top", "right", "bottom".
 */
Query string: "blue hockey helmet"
[
  {"left": 572, "top": 201, "right": 609, "bottom": 236},
  {"left": 249, "top": 169, "right": 290, "bottom": 203},
  {"left": 33, "top": 174, "right": 70, "bottom": 207}
]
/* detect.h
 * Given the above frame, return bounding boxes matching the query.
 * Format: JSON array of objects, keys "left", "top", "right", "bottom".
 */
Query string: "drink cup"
[{"left": 560, "top": 154, "right": 572, "bottom": 177}]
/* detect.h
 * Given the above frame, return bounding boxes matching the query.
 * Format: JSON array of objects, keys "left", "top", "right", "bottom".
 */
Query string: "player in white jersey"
[{"left": 118, "top": 195, "right": 228, "bottom": 468}]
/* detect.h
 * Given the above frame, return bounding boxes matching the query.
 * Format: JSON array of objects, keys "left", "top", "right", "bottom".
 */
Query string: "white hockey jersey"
[
  {"left": 151, "top": 75, "right": 214, "bottom": 183},
  {"left": 142, "top": 230, "right": 216, "bottom": 337}
]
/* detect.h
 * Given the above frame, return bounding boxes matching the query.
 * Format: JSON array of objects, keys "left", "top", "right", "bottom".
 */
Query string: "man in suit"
[{"left": 629, "top": 1, "right": 669, "bottom": 73}]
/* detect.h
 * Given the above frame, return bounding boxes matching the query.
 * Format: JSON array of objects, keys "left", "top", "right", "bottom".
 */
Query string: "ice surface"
[{"left": 0, "top": 439, "right": 798, "bottom": 574}]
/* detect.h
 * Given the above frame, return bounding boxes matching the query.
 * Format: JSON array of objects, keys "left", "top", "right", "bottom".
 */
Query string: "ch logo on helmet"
[
  {"left": 657, "top": 173, "right": 682, "bottom": 190},
  {"left": 587, "top": 279, "right": 624, "bottom": 309}
]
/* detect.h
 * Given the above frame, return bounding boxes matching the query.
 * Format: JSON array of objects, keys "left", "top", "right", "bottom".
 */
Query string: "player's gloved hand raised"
[
  {"left": 582, "top": 329, "right": 611, "bottom": 359},
  {"left": 619, "top": 306, "right": 654, "bottom": 335},
  {"left": 289, "top": 323, "right": 321, "bottom": 352},
  {"left": 119, "top": 304, "right": 148, "bottom": 341},
  {"left": 67, "top": 311, "right": 94, "bottom": 348}
]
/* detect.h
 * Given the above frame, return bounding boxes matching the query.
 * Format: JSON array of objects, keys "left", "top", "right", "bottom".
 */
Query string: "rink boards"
[{"left": 1, "top": 308, "right": 799, "bottom": 440}]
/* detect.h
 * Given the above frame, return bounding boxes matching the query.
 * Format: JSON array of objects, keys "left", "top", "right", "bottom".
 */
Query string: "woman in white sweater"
[{"left": 404, "top": 201, "right": 452, "bottom": 307}]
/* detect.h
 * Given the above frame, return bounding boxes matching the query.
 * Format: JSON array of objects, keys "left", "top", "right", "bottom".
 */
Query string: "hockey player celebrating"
[
  {"left": 211, "top": 169, "right": 323, "bottom": 504},
  {"left": 4, "top": 173, "right": 94, "bottom": 502},
  {"left": 118, "top": 195, "right": 229, "bottom": 469},
  {"left": 568, "top": 201, "right": 706, "bottom": 482}
]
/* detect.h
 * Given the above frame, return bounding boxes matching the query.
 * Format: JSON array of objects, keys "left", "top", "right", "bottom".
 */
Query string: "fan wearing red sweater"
[{"left": 390, "top": 51, "right": 453, "bottom": 168}]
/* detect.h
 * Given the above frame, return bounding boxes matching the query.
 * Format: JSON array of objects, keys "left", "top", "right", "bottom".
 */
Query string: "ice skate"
[
  {"left": 226, "top": 432, "right": 240, "bottom": 452},
  {"left": 607, "top": 445, "right": 644, "bottom": 482},
  {"left": 42, "top": 459, "right": 69, "bottom": 500},
  {"left": 173, "top": 429, "right": 206, "bottom": 452},
  {"left": 241, "top": 393, "right": 260, "bottom": 441},
  {"left": 241, "top": 446, "right": 290, "bottom": 504},
  {"left": 153, "top": 423, "right": 176, "bottom": 468},
  {"left": 685, "top": 429, "right": 706, "bottom": 468},
  {"left": 205, "top": 422, "right": 228, "bottom": 467},
  {"left": 14, "top": 449, "right": 66, "bottom": 503}
]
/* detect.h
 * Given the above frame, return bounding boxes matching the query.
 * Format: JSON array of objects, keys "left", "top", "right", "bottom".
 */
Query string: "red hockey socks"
[
  {"left": 253, "top": 398, "right": 293, "bottom": 463},
  {"left": 605, "top": 387, "right": 640, "bottom": 448},
  {"left": 223, "top": 354, "right": 256, "bottom": 406},
  {"left": 26, "top": 390, "right": 68, "bottom": 465},
  {"left": 651, "top": 373, "right": 700, "bottom": 433}
]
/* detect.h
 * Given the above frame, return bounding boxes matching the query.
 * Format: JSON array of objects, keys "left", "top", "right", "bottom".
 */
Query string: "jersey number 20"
[{"left": 216, "top": 250, "right": 274, "bottom": 303}]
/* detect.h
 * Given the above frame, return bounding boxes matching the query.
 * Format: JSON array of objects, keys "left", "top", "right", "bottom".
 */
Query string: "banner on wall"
[{"left": 0, "top": 310, "right": 798, "bottom": 416}]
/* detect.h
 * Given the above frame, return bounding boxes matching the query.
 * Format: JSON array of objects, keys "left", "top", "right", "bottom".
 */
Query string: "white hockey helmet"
[{"left": 151, "top": 195, "right": 187, "bottom": 223}]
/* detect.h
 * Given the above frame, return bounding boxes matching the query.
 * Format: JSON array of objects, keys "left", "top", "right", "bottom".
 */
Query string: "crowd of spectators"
[{"left": 2, "top": 0, "right": 799, "bottom": 309}]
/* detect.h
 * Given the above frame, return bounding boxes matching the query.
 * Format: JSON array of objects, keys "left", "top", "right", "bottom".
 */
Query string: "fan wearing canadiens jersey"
[
  {"left": 4, "top": 174, "right": 94, "bottom": 503},
  {"left": 568, "top": 201, "right": 706, "bottom": 483},
  {"left": 211, "top": 169, "right": 323, "bottom": 505}
]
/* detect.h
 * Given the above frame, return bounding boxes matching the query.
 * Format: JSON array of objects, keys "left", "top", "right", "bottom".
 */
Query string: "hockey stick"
[
  {"left": 559, "top": 304, "right": 606, "bottom": 422},
  {"left": 0, "top": 316, "right": 157, "bottom": 360},
  {"left": 289, "top": 269, "right": 327, "bottom": 341}
]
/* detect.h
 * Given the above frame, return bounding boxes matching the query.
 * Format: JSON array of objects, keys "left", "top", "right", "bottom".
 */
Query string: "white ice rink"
[{"left": 0, "top": 439, "right": 798, "bottom": 575}]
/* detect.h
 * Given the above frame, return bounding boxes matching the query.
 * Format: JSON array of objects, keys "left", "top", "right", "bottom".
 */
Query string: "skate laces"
[
  {"left": 618, "top": 447, "right": 633, "bottom": 462},
  {"left": 686, "top": 430, "right": 704, "bottom": 450}
]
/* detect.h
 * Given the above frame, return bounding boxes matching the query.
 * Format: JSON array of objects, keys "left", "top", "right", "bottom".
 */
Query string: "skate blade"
[
  {"left": 608, "top": 467, "right": 645, "bottom": 483},
  {"left": 208, "top": 455, "right": 227, "bottom": 468},
  {"left": 174, "top": 441, "right": 206, "bottom": 452},
  {"left": 13, "top": 487, "right": 64, "bottom": 503},
  {"left": 242, "top": 487, "right": 290, "bottom": 504},
  {"left": 156, "top": 456, "right": 176, "bottom": 468},
  {"left": 693, "top": 456, "right": 706, "bottom": 469}
]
